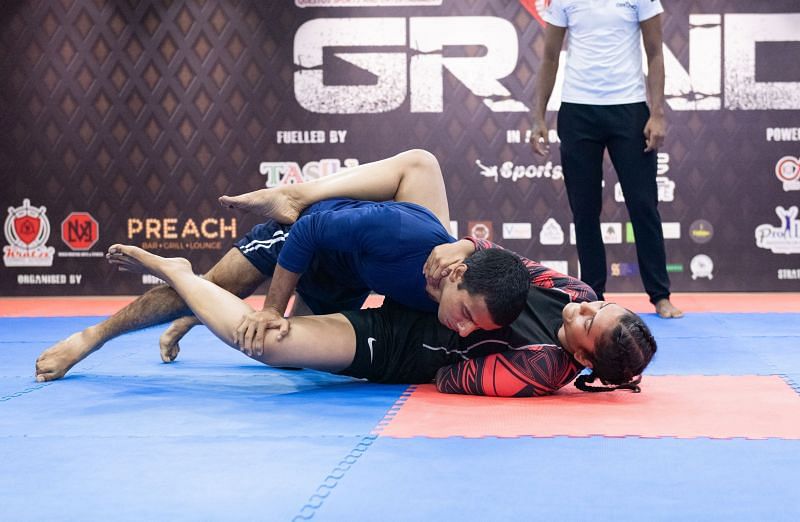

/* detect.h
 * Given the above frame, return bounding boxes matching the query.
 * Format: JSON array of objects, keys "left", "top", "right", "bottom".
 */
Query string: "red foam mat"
[{"left": 378, "top": 376, "right": 800, "bottom": 440}]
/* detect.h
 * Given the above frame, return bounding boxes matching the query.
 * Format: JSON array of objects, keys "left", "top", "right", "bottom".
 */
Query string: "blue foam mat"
[
  {"left": 0, "top": 435, "right": 362, "bottom": 522},
  {"left": 3, "top": 313, "right": 800, "bottom": 520},
  {"left": 643, "top": 313, "right": 800, "bottom": 338},
  {"left": 316, "top": 437, "right": 800, "bottom": 522}
]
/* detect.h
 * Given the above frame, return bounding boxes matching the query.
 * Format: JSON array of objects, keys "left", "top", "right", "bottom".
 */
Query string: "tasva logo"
[
  {"left": 3, "top": 199, "right": 55, "bottom": 267},
  {"left": 476, "top": 159, "right": 563, "bottom": 183},
  {"left": 259, "top": 158, "right": 359, "bottom": 187}
]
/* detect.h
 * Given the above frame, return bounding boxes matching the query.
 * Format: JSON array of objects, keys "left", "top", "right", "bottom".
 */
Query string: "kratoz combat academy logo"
[{"left": 3, "top": 199, "right": 55, "bottom": 267}]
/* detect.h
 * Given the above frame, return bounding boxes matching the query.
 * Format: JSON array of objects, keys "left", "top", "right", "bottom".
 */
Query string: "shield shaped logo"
[{"left": 14, "top": 215, "right": 41, "bottom": 245}]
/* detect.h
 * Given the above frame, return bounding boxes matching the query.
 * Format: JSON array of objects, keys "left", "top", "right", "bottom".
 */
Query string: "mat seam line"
[
  {"left": 0, "top": 349, "right": 140, "bottom": 404},
  {"left": 291, "top": 384, "right": 417, "bottom": 521}
]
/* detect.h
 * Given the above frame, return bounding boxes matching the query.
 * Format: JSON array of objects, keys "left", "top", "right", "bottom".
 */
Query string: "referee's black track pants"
[{"left": 557, "top": 101, "right": 671, "bottom": 304}]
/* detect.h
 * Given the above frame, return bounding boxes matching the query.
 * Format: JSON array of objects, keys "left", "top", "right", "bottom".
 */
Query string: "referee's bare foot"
[
  {"left": 218, "top": 187, "right": 303, "bottom": 224},
  {"left": 106, "top": 244, "right": 192, "bottom": 280},
  {"left": 35, "top": 328, "right": 100, "bottom": 382},
  {"left": 655, "top": 298, "right": 683, "bottom": 318}
]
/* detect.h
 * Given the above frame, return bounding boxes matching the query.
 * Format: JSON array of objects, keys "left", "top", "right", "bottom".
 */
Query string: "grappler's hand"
[
  {"left": 234, "top": 307, "right": 290, "bottom": 357},
  {"left": 424, "top": 240, "right": 476, "bottom": 286},
  {"left": 530, "top": 119, "right": 549, "bottom": 156}
]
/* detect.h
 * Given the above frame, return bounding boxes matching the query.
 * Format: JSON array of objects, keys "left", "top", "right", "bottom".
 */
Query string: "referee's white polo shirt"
[{"left": 543, "top": 0, "right": 663, "bottom": 105}]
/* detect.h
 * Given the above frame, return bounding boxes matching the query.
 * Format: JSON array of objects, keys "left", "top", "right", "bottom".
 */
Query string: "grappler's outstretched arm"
[
  {"left": 221, "top": 149, "right": 451, "bottom": 229},
  {"left": 435, "top": 345, "right": 581, "bottom": 398}
]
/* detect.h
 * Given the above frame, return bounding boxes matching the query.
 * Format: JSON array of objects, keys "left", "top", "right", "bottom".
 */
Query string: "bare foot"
[
  {"left": 218, "top": 187, "right": 303, "bottom": 224},
  {"left": 655, "top": 298, "right": 684, "bottom": 319},
  {"left": 159, "top": 316, "right": 200, "bottom": 362},
  {"left": 107, "top": 244, "right": 191, "bottom": 280},
  {"left": 35, "top": 329, "right": 101, "bottom": 382}
]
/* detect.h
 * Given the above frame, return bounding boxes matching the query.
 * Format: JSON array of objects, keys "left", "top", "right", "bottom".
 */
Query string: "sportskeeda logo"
[
  {"left": 476, "top": 159, "right": 563, "bottom": 183},
  {"left": 3, "top": 199, "right": 55, "bottom": 267}
]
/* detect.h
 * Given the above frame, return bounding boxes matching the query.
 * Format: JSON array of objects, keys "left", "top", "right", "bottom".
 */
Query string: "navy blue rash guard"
[{"left": 277, "top": 198, "right": 455, "bottom": 313}]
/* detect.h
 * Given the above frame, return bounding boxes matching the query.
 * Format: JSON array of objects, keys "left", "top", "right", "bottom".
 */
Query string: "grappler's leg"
[
  {"left": 107, "top": 245, "right": 357, "bottom": 372},
  {"left": 219, "top": 149, "right": 451, "bottom": 229},
  {"left": 157, "top": 248, "right": 267, "bottom": 362},
  {"left": 35, "top": 247, "right": 265, "bottom": 382}
]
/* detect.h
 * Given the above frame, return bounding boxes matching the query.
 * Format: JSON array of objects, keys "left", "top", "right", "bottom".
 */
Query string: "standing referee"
[{"left": 531, "top": 0, "right": 682, "bottom": 318}]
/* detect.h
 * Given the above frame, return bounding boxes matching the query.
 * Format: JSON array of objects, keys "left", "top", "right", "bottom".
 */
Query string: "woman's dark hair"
[
  {"left": 575, "top": 311, "right": 657, "bottom": 393},
  {"left": 458, "top": 248, "right": 530, "bottom": 327}
]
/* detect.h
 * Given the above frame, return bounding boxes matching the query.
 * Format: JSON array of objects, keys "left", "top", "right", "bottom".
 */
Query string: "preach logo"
[{"left": 3, "top": 199, "right": 55, "bottom": 267}]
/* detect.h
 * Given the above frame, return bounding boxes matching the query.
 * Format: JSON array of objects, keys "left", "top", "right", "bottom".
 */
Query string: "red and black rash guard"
[{"left": 435, "top": 237, "right": 598, "bottom": 397}]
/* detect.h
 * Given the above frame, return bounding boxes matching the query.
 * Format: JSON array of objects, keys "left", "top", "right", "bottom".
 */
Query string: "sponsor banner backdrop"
[{"left": 1, "top": 0, "right": 799, "bottom": 295}]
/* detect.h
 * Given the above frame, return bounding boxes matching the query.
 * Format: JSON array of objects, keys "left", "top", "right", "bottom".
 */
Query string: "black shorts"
[
  {"left": 235, "top": 221, "right": 369, "bottom": 315},
  {"left": 337, "top": 300, "right": 519, "bottom": 384}
]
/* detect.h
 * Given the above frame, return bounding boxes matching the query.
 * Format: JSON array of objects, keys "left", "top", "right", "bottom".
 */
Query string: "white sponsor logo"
[
  {"left": 691, "top": 254, "right": 714, "bottom": 280},
  {"left": 615, "top": 161, "right": 675, "bottom": 201},
  {"left": 367, "top": 337, "right": 377, "bottom": 364},
  {"left": 275, "top": 129, "right": 348, "bottom": 144},
  {"left": 259, "top": 158, "right": 359, "bottom": 187},
  {"left": 295, "top": 0, "right": 441, "bottom": 7},
  {"left": 613, "top": 176, "right": 675, "bottom": 203},
  {"left": 449, "top": 221, "right": 458, "bottom": 238},
  {"left": 507, "top": 128, "right": 561, "bottom": 144},
  {"left": 502, "top": 223, "right": 532, "bottom": 240},
  {"left": 294, "top": 17, "right": 527, "bottom": 114},
  {"left": 662, "top": 222, "right": 681, "bottom": 240},
  {"left": 767, "top": 127, "right": 800, "bottom": 142},
  {"left": 775, "top": 156, "right": 800, "bottom": 192},
  {"left": 3, "top": 199, "right": 55, "bottom": 267},
  {"left": 778, "top": 268, "right": 800, "bottom": 280},
  {"left": 539, "top": 218, "right": 564, "bottom": 245},
  {"left": 470, "top": 223, "right": 492, "bottom": 240},
  {"left": 540, "top": 260, "right": 569, "bottom": 276},
  {"left": 602, "top": 223, "right": 623, "bottom": 244},
  {"left": 142, "top": 274, "right": 165, "bottom": 285},
  {"left": 569, "top": 223, "right": 576, "bottom": 245},
  {"left": 755, "top": 206, "right": 800, "bottom": 254},
  {"left": 16, "top": 274, "right": 83, "bottom": 285},
  {"left": 476, "top": 160, "right": 563, "bottom": 183},
  {"left": 294, "top": 14, "right": 800, "bottom": 113}
]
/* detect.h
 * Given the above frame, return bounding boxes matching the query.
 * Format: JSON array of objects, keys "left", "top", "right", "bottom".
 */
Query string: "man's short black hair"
[{"left": 458, "top": 248, "right": 530, "bottom": 327}]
